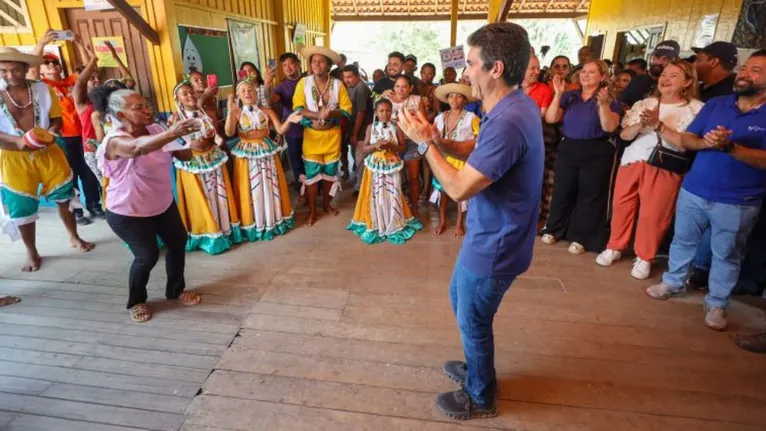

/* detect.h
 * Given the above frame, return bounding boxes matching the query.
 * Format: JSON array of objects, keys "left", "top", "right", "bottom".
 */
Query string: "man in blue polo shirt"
[
  {"left": 399, "top": 23, "right": 543, "bottom": 420},
  {"left": 647, "top": 50, "right": 766, "bottom": 331}
]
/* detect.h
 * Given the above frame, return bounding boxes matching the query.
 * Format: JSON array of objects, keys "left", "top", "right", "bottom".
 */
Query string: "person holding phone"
[
  {"left": 170, "top": 78, "right": 241, "bottom": 255},
  {"left": 225, "top": 76, "right": 302, "bottom": 241},
  {"left": 541, "top": 60, "right": 622, "bottom": 255},
  {"left": 33, "top": 29, "right": 105, "bottom": 225}
]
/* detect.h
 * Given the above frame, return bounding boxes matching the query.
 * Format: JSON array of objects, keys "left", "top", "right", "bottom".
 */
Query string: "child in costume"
[
  {"left": 224, "top": 76, "right": 301, "bottom": 241},
  {"left": 347, "top": 98, "right": 423, "bottom": 244},
  {"left": 431, "top": 83, "right": 479, "bottom": 236}
]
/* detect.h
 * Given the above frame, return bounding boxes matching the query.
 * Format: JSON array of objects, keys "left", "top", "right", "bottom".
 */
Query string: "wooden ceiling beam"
[
  {"left": 332, "top": 10, "right": 587, "bottom": 21},
  {"left": 544, "top": 0, "right": 555, "bottom": 12},
  {"left": 574, "top": 0, "right": 587, "bottom": 11}
]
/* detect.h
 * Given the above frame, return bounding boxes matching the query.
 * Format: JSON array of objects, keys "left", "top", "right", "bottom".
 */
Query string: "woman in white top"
[
  {"left": 596, "top": 60, "right": 704, "bottom": 279},
  {"left": 386, "top": 75, "right": 427, "bottom": 217}
]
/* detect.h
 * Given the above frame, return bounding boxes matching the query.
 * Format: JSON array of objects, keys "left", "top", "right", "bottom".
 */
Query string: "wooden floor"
[{"left": 1, "top": 196, "right": 765, "bottom": 431}]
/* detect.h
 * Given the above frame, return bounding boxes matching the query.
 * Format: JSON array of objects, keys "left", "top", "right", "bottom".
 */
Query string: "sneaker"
[
  {"left": 442, "top": 360, "right": 467, "bottom": 384},
  {"left": 568, "top": 242, "right": 585, "bottom": 255},
  {"left": 631, "top": 258, "right": 652, "bottom": 280},
  {"left": 75, "top": 214, "right": 92, "bottom": 226},
  {"left": 645, "top": 283, "right": 684, "bottom": 300},
  {"left": 596, "top": 249, "right": 621, "bottom": 267},
  {"left": 90, "top": 207, "right": 106, "bottom": 220},
  {"left": 541, "top": 234, "right": 557, "bottom": 245},
  {"left": 734, "top": 332, "right": 766, "bottom": 354},
  {"left": 685, "top": 267, "right": 710, "bottom": 291},
  {"left": 435, "top": 388, "right": 497, "bottom": 420},
  {"left": 703, "top": 304, "right": 727, "bottom": 331}
]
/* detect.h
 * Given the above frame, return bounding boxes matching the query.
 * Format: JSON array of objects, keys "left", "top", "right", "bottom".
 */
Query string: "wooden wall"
[
  {"left": 1, "top": 0, "right": 330, "bottom": 113},
  {"left": 585, "top": 0, "right": 744, "bottom": 58}
]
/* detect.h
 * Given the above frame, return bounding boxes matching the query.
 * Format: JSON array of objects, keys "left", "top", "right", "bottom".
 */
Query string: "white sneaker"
[
  {"left": 631, "top": 258, "right": 652, "bottom": 280},
  {"left": 596, "top": 249, "right": 621, "bottom": 267},
  {"left": 568, "top": 242, "right": 585, "bottom": 255},
  {"left": 541, "top": 234, "right": 557, "bottom": 245}
]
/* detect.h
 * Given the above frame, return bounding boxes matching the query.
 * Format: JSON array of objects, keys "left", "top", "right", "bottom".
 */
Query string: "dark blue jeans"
[
  {"left": 285, "top": 136, "right": 305, "bottom": 193},
  {"left": 449, "top": 259, "right": 515, "bottom": 407}
]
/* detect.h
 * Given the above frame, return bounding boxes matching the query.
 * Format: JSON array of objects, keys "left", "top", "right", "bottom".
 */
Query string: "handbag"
[{"left": 646, "top": 102, "right": 692, "bottom": 174}]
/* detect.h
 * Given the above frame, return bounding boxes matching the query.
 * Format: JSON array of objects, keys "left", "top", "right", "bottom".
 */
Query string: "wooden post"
[
  {"left": 323, "top": 0, "right": 332, "bottom": 48},
  {"left": 487, "top": 0, "right": 513, "bottom": 23},
  {"left": 104, "top": 0, "right": 160, "bottom": 45},
  {"left": 273, "top": 0, "right": 287, "bottom": 79},
  {"left": 450, "top": 0, "right": 458, "bottom": 46}
]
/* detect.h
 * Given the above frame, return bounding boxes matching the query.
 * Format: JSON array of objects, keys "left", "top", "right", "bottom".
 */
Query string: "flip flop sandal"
[{"left": 175, "top": 291, "right": 201, "bottom": 306}]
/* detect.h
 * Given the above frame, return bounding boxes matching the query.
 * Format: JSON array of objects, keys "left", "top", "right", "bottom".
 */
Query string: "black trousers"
[
  {"left": 60, "top": 136, "right": 101, "bottom": 214},
  {"left": 543, "top": 136, "right": 615, "bottom": 252},
  {"left": 106, "top": 203, "right": 188, "bottom": 309}
]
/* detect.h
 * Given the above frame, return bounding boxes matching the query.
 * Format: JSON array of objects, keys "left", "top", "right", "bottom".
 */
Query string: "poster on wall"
[
  {"left": 227, "top": 20, "right": 260, "bottom": 74},
  {"left": 293, "top": 24, "right": 307, "bottom": 49},
  {"left": 92, "top": 37, "right": 128, "bottom": 68},
  {"left": 84, "top": 0, "right": 113, "bottom": 10},
  {"left": 439, "top": 45, "right": 465, "bottom": 70},
  {"left": 694, "top": 14, "right": 719, "bottom": 48},
  {"left": 177, "top": 25, "right": 234, "bottom": 86}
]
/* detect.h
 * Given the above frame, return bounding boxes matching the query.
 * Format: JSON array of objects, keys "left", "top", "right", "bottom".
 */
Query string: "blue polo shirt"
[
  {"left": 458, "top": 89, "right": 544, "bottom": 278},
  {"left": 560, "top": 90, "right": 622, "bottom": 140},
  {"left": 683, "top": 95, "right": 766, "bottom": 206}
]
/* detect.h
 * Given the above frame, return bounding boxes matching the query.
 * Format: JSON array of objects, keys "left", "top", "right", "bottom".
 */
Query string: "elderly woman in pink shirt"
[{"left": 96, "top": 89, "right": 202, "bottom": 322}]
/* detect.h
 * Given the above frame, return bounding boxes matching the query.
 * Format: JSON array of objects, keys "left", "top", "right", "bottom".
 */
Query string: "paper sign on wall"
[
  {"left": 440, "top": 45, "right": 465, "bottom": 70},
  {"left": 92, "top": 37, "right": 128, "bottom": 68},
  {"left": 293, "top": 24, "right": 307, "bottom": 48},
  {"left": 694, "top": 14, "right": 719, "bottom": 48},
  {"left": 84, "top": 0, "right": 113, "bottom": 11}
]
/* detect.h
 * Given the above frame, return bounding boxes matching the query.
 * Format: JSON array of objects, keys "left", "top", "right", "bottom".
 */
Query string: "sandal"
[
  {"left": 175, "top": 291, "right": 201, "bottom": 306},
  {"left": 129, "top": 303, "right": 152, "bottom": 322}
]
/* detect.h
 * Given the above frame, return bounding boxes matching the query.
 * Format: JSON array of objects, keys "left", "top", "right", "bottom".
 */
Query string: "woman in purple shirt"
[
  {"left": 542, "top": 60, "right": 622, "bottom": 254},
  {"left": 96, "top": 89, "right": 202, "bottom": 322}
]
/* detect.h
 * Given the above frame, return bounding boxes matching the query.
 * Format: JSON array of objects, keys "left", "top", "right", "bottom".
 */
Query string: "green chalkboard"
[{"left": 178, "top": 25, "right": 234, "bottom": 86}]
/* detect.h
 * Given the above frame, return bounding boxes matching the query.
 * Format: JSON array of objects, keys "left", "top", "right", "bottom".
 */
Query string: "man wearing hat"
[
  {"left": 693, "top": 41, "right": 739, "bottom": 102},
  {"left": 293, "top": 46, "right": 353, "bottom": 226},
  {"left": 620, "top": 40, "right": 681, "bottom": 107},
  {"left": 0, "top": 47, "right": 95, "bottom": 273}
]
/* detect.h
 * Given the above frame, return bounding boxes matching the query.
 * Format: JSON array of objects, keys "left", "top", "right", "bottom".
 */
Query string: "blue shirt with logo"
[
  {"left": 458, "top": 90, "right": 544, "bottom": 278},
  {"left": 683, "top": 94, "right": 766, "bottom": 205}
]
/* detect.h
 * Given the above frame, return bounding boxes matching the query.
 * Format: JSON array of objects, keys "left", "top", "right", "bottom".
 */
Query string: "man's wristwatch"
[
  {"left": 417, "top": 141, "right": 432, "bottom": 156},
  {"left": 721, "top": 141, "right": 735, "bottom": 153}
]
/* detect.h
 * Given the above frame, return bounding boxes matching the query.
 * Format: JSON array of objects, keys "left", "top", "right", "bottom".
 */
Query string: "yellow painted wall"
[
  {"left": 2, "top": 0, "right": 330, "bottom": 113},
  {"left": 585, "top": 0, "right": 743, "bottom": 59}
]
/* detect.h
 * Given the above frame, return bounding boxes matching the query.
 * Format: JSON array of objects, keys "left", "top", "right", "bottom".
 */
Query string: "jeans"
[
  {"left": 449, "top": 259, "right": 515, "bottom": 407},
  {"left": 284, "top": 136, "right": 305, "bottom": 193},
  {"left": 662, "top": 189, "right": 761, "bottom": 308},
  {"left": 106, "top": 203, "right": 188, "bottom": 309},
  {"left": 692, "top": 228, "right": 712, "bottom": 271},
  {"left": 58, "top": 136, "right": 101, "bottom": 214}
]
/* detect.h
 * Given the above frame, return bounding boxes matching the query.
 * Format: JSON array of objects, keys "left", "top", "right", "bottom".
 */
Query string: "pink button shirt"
[{"left": 98, "top": 128, "right": 174, "bottom": 217}]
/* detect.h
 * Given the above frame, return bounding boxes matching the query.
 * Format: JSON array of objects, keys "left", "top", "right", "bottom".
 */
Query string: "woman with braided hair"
[{"left": 224, "top": 76, "right": 302, "bottom": 241}]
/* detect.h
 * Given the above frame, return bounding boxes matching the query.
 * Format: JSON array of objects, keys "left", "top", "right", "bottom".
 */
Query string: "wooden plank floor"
[{"left": 1, "top": 197, "right": 765, "bottom": 431}]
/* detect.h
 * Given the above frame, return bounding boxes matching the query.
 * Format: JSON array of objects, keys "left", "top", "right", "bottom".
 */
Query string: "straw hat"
[
  {"left": 300, "top": 46, "right": 341, "bottom": 65},
  {"left": 0, "top": 47, "right": 43, "bottom": 66},
  {"left": 435, "top": 83, "right": 475, "bottom": 104}
]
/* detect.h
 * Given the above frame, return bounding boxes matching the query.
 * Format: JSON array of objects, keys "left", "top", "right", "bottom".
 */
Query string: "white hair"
[{"left": 107, "top": 89, "right": 138, "bottom": 116}]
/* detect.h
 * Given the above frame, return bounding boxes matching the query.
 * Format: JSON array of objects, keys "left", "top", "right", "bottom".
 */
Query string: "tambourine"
[{"left": 22, "top": 128, "right": 55, "bottom": 149}]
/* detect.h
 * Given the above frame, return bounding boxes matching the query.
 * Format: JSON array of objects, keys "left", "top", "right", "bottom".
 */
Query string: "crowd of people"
[{"left": 0, "top": 23, "right": 765, "bottom": 413}]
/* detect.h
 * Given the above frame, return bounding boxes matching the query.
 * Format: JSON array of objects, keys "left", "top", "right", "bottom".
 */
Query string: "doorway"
[{"left": 65, "top": 8, "right": 157, "bottom": 105}]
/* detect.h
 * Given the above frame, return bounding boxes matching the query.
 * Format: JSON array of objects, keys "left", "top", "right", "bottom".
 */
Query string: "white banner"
[
  {"left": 440, "top": 45, "right": 466, "bottom": 70},
  {"left": 84, "top": 0, "right": 113, "bottom": 11}
]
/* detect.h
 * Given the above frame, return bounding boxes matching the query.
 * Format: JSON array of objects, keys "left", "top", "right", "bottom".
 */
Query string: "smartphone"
[
  {"left": 237, "top": 70, "right": 248, "bottom": 80},
  {"left": 51, "top": 30, "right": 74, "bottom": 41},
  {"left": 206, "top": 74, "right": 218, "bottom": 88},
  {"left": 268, "top": 58, "right": 277, "bottom": 70}
]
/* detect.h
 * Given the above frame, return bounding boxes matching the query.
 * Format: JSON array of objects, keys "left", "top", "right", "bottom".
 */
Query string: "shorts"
[
  {"left": 402, "top": 139, "right": 421, "bottom": 161},
  {"left": 0, "top": 145, "right": 74, "bottom": 225}
]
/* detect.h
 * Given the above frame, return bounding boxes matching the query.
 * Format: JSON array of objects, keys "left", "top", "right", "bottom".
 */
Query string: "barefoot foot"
[
  {"left": 71, "top": 238, "right": 96, "bottom": 252},
  {"left": 454, "top": 225, "right": 466, "bottom": 237},
  {"left": 22, "top": 252, "right": 42, "bottom": 272},
  {"left": 0, "top": 296, "right": 21, "bottom": 307},
  {"left": 305, "top": 213, "right": 317, "bottom": 226},
  {"left": 323, "top": 205, "right": 340, "bottom": 216},
  {"left": 434, "top": 222, "right": 446, "bottom": 236}
]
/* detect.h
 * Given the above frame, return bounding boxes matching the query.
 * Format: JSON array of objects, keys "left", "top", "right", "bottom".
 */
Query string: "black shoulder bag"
[{"left": 646, "top": 102, "right": 692, "bottom": 175}]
